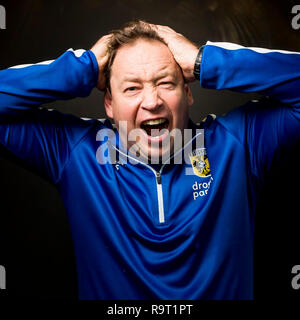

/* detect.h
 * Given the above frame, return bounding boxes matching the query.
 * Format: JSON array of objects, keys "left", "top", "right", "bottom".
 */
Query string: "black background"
[{"left": 0, "top": 0, "right": 299, "bottom": 302}]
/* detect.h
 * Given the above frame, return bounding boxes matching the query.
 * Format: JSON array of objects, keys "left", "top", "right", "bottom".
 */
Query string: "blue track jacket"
[{"left": 0, "top": 42, "right": 299, "bottom": 299}]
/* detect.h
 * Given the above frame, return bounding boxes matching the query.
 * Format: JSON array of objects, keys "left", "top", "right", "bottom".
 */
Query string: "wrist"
[
  {"left": 193, "top": 46, "right": 204, "bottom": 81},
  {"left": 182, "top": 47, "right": 199, "bottom": 82}
]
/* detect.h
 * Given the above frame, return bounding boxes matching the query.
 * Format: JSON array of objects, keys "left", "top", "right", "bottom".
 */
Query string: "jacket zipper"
[
  {"left": 113, "top": 147, "right": 166, "bottom": 224},
  {"left": 112, "top": 129, "right": 203, "bottom": 224},
  {"left": 155, "top": 171, "right": 165, "bottom": 223}
]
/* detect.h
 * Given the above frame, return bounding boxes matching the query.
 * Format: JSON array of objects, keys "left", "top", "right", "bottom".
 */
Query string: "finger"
[
  {"left": 155, "top": 25, "right": 177, "bottom": 34},
  {"left": 149, "top": 23, "right": 174, "bottom": 34},
  {"left": 149, "top": 23, "right": 158, "bottom": 30},
  {"left": 98, "top": 34, "right": 113, "bottom": 47},
  {"left": 91, "top": 34, "right": 112, "bottom": 49}
]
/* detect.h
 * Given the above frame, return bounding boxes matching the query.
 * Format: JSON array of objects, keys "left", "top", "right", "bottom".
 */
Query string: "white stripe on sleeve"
[
  {"left": 206, "top": 41, "right": 300, "bottom": 55},
  {"left": 9, "top": 49, "right": 86, "bottom": 69}
]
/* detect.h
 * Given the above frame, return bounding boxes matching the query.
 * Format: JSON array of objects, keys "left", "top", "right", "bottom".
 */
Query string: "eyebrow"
[
  {"left": 121, "top": 72, "right": 176, "bottom": 84},
  {"left": 121, "top": 76, "right": 141, "bottom": 83}
]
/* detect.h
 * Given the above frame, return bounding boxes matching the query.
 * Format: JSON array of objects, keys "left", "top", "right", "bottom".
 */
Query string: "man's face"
[{"left": 104, "top": 38, "right": 194, "bottom": 162}]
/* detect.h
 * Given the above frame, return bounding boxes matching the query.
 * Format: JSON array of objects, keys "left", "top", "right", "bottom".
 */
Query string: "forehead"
[{"left": 110, "top": 39, "right": 181, "bottom": 82}]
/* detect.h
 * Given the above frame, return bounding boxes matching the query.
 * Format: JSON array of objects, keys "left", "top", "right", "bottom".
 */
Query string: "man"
[{"left": 0, "top": 20, "right": 299, "bottom": 299}]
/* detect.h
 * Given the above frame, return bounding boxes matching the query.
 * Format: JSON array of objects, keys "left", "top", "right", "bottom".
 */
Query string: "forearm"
[
  {"left": 197, "top": 42, "right": 300, "bottom": 178},
  {"left": 0, "top": 49, "right": 99, "bottom": 115},
  {"left": 200, "top": 42, "right": 300, "bottom": 109}
]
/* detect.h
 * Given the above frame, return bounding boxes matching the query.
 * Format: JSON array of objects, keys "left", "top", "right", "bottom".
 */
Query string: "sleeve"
[
  {"left": 0, "top": 49, "right": 99, "bottom": 183},
  {"left": 200, "top": 42, "right": 300, "bottom": 179}
]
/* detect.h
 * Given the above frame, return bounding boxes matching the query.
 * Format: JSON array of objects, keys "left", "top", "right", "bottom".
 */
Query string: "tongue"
[
  {"left": 142, "top": 120, "right": 169, "bottom": 136},
  {"left": 144, "top": 124, "right": 166, "bottom": 136}
]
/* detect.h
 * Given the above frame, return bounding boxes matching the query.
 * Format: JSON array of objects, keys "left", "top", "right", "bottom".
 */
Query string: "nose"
[{"left": 140, "top": 87, "right": 162, "bottom": 111}]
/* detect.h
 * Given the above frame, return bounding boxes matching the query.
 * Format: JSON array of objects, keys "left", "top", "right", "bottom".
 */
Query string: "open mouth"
[{"left": 140, "top": 118, "right": 169, "bottom": 137}]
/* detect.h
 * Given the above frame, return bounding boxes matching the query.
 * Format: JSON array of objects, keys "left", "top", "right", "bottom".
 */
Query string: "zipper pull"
[{"left": 156, "top": 172, "right": 161, "bottom": 184}]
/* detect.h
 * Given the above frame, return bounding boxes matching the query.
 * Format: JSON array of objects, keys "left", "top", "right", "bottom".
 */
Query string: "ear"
[
  {"left": 104, "top": 89, "right": 114, "bottom": 118},
  {"left": 184, "top": 84, "right": 194, "bottom": 106}
]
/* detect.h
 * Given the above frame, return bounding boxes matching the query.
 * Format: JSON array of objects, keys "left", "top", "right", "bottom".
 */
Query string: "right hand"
[{"left": 90, "top": 34, "right": 112, "bottom": 91}]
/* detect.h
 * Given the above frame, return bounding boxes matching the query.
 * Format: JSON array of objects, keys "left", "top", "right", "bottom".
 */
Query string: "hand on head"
[
  {"left": 90, "top": 34, "right": 112, "bottom": 91},
  {"left": 148, "top": 23, "right": 199, "bottom": 82},
  {"left": 90, "top": 21, "right": 199, "bottom": 91}
]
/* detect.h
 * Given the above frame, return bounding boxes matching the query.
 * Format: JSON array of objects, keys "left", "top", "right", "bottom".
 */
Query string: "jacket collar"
[{"left": 108, "top": 118, "right": 205, "bottom": 170}]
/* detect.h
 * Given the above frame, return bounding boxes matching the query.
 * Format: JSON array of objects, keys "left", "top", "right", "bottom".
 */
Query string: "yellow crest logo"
[{"left": 189, "top": 148, "right": 211, "bottom": 177}]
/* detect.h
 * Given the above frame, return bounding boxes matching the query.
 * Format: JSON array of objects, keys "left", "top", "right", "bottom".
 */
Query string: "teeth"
[{"left": 142, "top": 118, "right": 167, "bottom": 126}]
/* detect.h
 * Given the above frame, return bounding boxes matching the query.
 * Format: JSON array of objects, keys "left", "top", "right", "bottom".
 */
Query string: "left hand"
[{"left": 150, "top": 24, "right": 199, "bottom": 82}]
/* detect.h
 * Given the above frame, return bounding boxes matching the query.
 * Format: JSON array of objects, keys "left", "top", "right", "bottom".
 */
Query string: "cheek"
[
  {"left": 113, "top": 98, "right": 140, "bottom": 125},
  {"left": 162, "top": 90, "right": 188, "bottom": 115}
]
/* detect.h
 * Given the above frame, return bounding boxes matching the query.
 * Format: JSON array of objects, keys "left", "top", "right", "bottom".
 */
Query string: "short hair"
[{"left": 104, "top": 20, "right": 166, "bottom": 92}]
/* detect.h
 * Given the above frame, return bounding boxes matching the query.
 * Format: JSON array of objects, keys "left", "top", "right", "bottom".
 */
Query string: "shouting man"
[{"left": 0, "top": 20, "right": 299, "bottom": 299}]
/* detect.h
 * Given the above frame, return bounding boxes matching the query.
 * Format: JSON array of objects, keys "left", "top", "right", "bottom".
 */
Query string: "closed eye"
[{"left": 159, "top": 82, "right": 175, "bottom": 88}]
